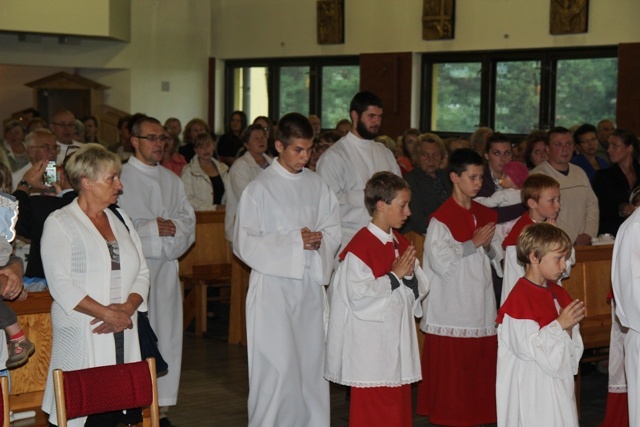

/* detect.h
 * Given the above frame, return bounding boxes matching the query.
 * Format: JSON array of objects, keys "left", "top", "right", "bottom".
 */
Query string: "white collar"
[
  {"left": 367, "top": 222, "right": 395, "bottom": 244},
  {"left": 272, "top": 157, "right": 304, "bottom": 179}
]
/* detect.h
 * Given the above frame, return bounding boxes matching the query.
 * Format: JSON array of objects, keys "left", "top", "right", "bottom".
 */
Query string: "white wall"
[
  {"left": 0, "top": 0, "right": 210, "bottom": 129},
  {"left": 0, "top": 0, "right": 130, "bottom": 41},
  {"left": 211, "top": 0, "right": 640, "bottom": 59}
]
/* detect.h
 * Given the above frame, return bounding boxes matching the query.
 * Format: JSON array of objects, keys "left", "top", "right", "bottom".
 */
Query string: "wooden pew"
[
  {"left": 562, "top": 244, "right": 613, "bottom": 351},
  {"left": 179, "top": 211, "right": 232, "bottom": 337},
  {"left": 9, "top": 291, "right": 53, "bottom": 426}
]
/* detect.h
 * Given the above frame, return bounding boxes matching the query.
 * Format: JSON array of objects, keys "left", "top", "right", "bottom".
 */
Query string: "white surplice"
[
  {"left": 420, "top": 217, "right": 498, "bottom": 336},
  {"left": 316, "top": 131, "right": 401, "bottom": 249},
  {"left": 325, "top": 223, "right": 429, "bottom": 387},
  {"left": 233, "top": 159, "right": 341, "bottom": 427},
  {"left": 497, "top": 315, "right": 582, "bottom": 427},
  {"left": 613, "top": 208, "right": 640, "bottom": 426},
  {"left": 119, "top": 156, "right": 195, "bottom": 407}
]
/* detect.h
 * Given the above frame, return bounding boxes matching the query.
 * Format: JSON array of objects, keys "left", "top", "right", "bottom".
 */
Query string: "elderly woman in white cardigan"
[
  {"left": 41, "top": 144, "right": 150, "bottom": 427},
  {"left": 181, "top": 132, "right": 230, "bottom": 211}
]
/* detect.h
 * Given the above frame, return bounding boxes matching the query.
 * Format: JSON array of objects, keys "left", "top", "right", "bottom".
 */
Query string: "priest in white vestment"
[
  {"left": 118, "top": 117, "right": 195, "bottom": 418},
  {"left": 234, "top": 113, "right": 341, "bottom": 427},
  {"left": 317, "top": 91, "right": 400, "bottom": 250}
]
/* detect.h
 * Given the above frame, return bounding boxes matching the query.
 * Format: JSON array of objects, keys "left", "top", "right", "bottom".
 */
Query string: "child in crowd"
[
  {"left": 496, "top": 223, "right": 584, "bottom": 426},
  {"left": 0, "top": 163, "right": 36, "bottom": 369},
  {"left": 0, "top": 163, "right": 34, "bottom": 369},
  {"left": 501, "top": 173, "right": 567, "bottom": 305},
  {"left": 475, "top": 161, "right": 529, "bottom": 242},
  {"left": 417, "top": 148, "right": 499, "bottom": 426},
  {"left": 325, "top": 171, "right": 428, "bottom": 427}
]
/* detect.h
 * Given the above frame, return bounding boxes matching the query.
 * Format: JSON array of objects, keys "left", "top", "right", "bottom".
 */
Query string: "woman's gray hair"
[
  {"left": 411, "top": 133, "right": 445, "bottom": 167},
  {"left": 65, "top": 143, "right": 121, "bottom": 193}
]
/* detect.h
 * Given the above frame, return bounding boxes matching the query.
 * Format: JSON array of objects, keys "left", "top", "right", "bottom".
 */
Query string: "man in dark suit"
[{"left": 14, "top": 160, "right": 77, "bottom": 279}]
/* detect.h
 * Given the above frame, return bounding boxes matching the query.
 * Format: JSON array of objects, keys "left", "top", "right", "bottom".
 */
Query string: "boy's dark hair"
[
  {"left": 485, "top": 132, "right": 511, "bottom": 155},
  {"left": 364, "top": 171, "right": 409, "bottom": 216},
  {"left": 520, "top": 174, "right": 560, "bottom": 204},
  {"left": 275, "top": 113, "right": 314, "bottom": 148},
  {"left": 573, "top": 123, "right": 597, "bottom": 144},
  {"left": 349, "top": 91, "right": 383, "bottom": 116},
  {"left": 448, "top": 148, "right": 483, "bottom": 176},
  {"left": 516, "top": 223, "right": 572, "bottom": 267}
]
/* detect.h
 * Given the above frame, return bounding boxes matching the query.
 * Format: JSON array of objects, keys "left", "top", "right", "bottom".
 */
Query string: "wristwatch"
[{"left": 18, "top": 180, "right": 31, "bottom": 190}]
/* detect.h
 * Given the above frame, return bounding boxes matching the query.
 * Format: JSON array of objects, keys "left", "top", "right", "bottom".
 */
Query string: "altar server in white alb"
[
  {"left": 613, "top": 207, "right": 640, "bottom": 426},
  {"left": 118, "top": 116, "right": 195, "bottom": 424},
  {"left": 317, "top": 91, "right": 401, "bottom": 251},
  {"left": 497, "top": 223, "right": 584, "bottom": 427},
  {"left": 325, "top": 172, "right": 428, "bottom": 427},
  {"left": 234, "top": 113, "right": 341, "bottom": 427}
]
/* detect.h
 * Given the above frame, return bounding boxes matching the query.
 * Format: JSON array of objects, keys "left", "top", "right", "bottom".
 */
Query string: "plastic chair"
[
  {"left": 0, "top": 376, "right": 9, "bottom": 427},
  {"left": 53, "top": 358, "right": 159, "bottom": 427}
]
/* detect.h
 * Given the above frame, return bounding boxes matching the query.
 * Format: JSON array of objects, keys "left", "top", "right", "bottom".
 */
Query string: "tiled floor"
[{"left": 170, "top": 308, "right": 609, "bottom": 426}]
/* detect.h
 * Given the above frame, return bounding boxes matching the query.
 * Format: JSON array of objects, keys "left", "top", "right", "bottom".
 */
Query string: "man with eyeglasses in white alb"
[
  {"left": 49, "top": 109, "right": 84, "bottom": 164},
  {"left": 118, "top": 115, "right": 195, "bottom": 427}
]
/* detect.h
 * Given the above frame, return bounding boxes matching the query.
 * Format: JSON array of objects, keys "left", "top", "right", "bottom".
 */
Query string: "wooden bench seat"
[{"left": 181, "top": 264, "right": 232, "bottom": 336}]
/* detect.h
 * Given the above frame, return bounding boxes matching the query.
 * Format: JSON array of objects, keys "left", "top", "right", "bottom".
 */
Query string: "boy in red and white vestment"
[
  {"left": 497, "top": 223, "right": 584, "bottom": 426},
  {"left": 325, "top": 171, "right": 429, "bottom": 427},
  {"left": 417, "top": 148, "right": 500, "bottom": 426}
]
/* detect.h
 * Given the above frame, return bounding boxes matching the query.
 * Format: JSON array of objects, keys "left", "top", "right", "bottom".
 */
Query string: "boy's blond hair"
[
  {"left": 516, "top": 223, "right": 572, "bottom": 266},
  {"left": 520, "top": 174, "right": 560, "bottom": 205}
]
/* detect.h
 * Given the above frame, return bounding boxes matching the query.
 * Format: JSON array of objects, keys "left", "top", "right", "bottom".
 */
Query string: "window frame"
[
  {"left": 420, "top": 46, "right": 617, "bottom": 138},
  {"left": 224, "top": 56, "right": 359, "bottom": 128}
]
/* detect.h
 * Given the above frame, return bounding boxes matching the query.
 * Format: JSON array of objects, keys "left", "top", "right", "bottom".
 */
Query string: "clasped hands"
[
  {"left": 472, "top": 223, "right": 496, "bottom": 251},
  {"left": 91, "top": 302, "right": 135, "bottom": 334},
  {"left": 302, "top": 227, "right": 322, "bottom": 251}
]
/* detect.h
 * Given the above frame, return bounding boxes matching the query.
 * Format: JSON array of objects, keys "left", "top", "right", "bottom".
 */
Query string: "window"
[
  {"left": 279, "top": 66, "right": 310, "bottom": 117},
  {"left": 495, "top": 61, "right": 541, "bottom": 134},
  {"left": 430, "top": 62, "right": 482, "bottom": 133},
  {"left": 225, "top": 57, "right": 359, "bottom": 129},
  {"left": 321, "top": 65, "right": 360, "bottom": 129},
  {"left": 554, "top": 57, "right": 617, "bottom": 126},
  {"left": 230, "top": 66, "right": 269, "bottom": 120},
  {"left": 421, "top": 47, "right": 617, "bottom": 137}
]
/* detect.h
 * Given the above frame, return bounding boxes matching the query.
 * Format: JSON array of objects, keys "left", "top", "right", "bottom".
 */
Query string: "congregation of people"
[{"left": 0, "top": 90, "right": 638, "bottom": 427}]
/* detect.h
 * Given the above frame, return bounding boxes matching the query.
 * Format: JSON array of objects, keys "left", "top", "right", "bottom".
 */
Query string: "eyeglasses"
[
  {"left": 51, "top": 122, "right": 75, "bottom": 128},
  {"left": 135, "top": 134, "right": 170, "bottom": 143},
  {"left": 31, "top": 144, "right": 60, "bottom": 152}
]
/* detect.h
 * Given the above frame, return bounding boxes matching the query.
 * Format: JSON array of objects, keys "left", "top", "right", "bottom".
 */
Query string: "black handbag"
[{"left": 137, "top": 311, "right": 169, "bottom": 373}]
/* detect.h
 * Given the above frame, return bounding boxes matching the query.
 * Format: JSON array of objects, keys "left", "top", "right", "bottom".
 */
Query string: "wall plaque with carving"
[
  {"left": 550, "top": 0, "right": 588, "bottom": 35},
  {"left": 317, "top": 0, "right": 344, "bottom": 44},
  {"left": 423, "top": 0, "right": 455, "bottom": 40}
]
